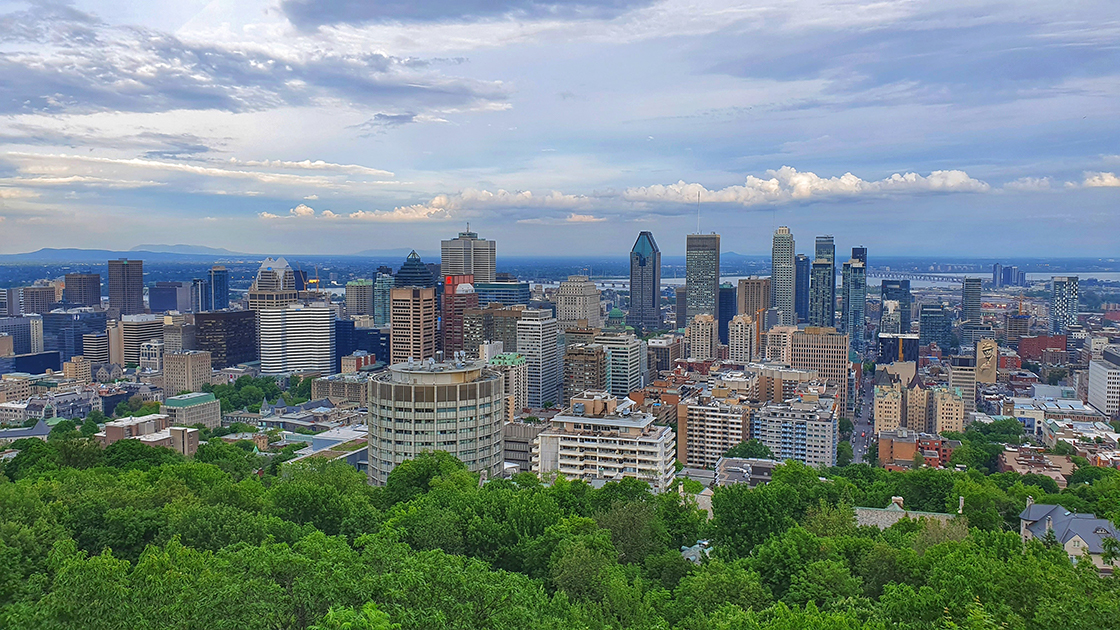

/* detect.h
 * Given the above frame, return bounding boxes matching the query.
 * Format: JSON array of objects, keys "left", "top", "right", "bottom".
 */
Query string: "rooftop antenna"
[{"left": 696, "top": 191, "right": 701, "bottom": 234}]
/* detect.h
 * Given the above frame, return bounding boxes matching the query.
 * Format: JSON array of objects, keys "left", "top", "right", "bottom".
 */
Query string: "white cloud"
[
  {"left": 229, "top": 158, "right": 394, "bottom": 178},
  {"left": 518, "top": 212, "right": 609, "bottom": 225},
  {"left": 1002, "top": 177, "right": 1052, "bottom": 191},
  {"left": 289, "top": 203, "right": 316, "bottom": 217},
  {"left": 258, "top": 212, "right": 282, "bottom": 219},
  {"left": 0, "top": 187, "right": 39, "bottom": 198},
  {"left": 1083, "top": 172, "right": 1120, "bottom": 187},
  {"left": 304, "top": 194, "right": 319, "bottom": 200}
]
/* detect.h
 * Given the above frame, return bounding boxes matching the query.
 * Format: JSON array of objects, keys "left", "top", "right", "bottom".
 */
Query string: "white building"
[
  {"left": 771, "top": 227, "right": 796, "bottom": 326},
  {"left": 686, "top": 314, "right": 719, "bottom": 360},
  {"left": 441, "top": 228, "right": 496, "bottom": 284},
  {"left": 728, "top": 314, "right": 756, "bottom": 362},
  {"left": 259, "top": 302, "right": 337, "bottom": 375},
  {"left": 1088, "top": 348, "right": 1120, "bottom": 418},
  {"left": 139, "top": 339, "right": 164, "bottom": 372},
  {"left": 517, "top": 309, "right": 561, "bottom": 407},
  {"left": 532, "top": 393, "right": 676, "bottom": 492},
  {"left": 594, "top": 332, "right": 647, "bottom": 399},
  {"left": 751, "top": 395, "right": 838, "bottom": 467},
  {"left": 676, "top": 395, "right": 752, "bottom": 469},
  {"left": 555, "top": 275, "right": 601, "bottom": 329}
]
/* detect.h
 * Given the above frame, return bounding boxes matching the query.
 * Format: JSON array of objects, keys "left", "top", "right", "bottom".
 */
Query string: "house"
[{"left": 1020, "top": 499, "right": 1120, "bottom": 574}]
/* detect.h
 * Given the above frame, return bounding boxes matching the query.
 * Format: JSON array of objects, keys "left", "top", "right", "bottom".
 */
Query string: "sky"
[{"left": 0, "top": 0, "right": 1117, "bottom": 258}]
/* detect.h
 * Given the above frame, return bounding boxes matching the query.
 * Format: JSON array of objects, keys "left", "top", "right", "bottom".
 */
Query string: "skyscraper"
[
  {"left": 195, "top": 310, "right": 257, "bottom": 368},
  {"left": 841, "top": 258, "right": 866, "bottom": 349},
  {"left": 880, "top": 280, "right": 912, "bottom": 333},
  {"left": 108, "top": 259, "right": 144, "bottom": 315},
  {"left": 728, "top": 314, "right": 755, "bottom": 362},
  {"left": 63, "top": 273, "right": 101, "bottom": 307},
  {"left": 190, "top": 278, "right": 210, "bottom": 312},
  {"left": 390, "top": 287, "right": 437, "bottom": 364},
  {"left": 373, "top": 272, "right": 394, "bottom": 327},
  {"left": 247, "top": 257, "right": 299, "bottom": 312},
  {"left": 441, "top": 275, "right": 478, "bottom": 355},
  {"left": 685, "top": 234, "right": 720, "bottom": 320},
  {"left": 556, "top": 275, "right": 601, "bottom": 329},
  {"left": 517, "top": 309, "right": 560, "bottom": 407},
  {"left": 718, "top": 283, "right": 736, "bottom": 345},
  {"left": 961, "top": 278, "right": 982, "bottom": 325},
  {"left": 395, "top": 251, "right": 437, "bottom": 288},
  {"left": 919, "top": 304, "right": 952, "bottom": 351},
  {"left": 992, "top": 263, "right": 1003, "bottom": 288},
  {"left": 594, "top": 332, "right": 647, "bottom": 398},
  {"left": 1050, "top": 276, "right": 1079, "bottom": 334},
  {"left": 674, "top": 287, "right": 687, "bottom": 328},
  {"left": 809, "top": 236, "right": 836, "bottom": 327},
  {"left": 771, "top": 227, "right": 796, "bottom": 326},
  {"left": 626, "top": 231, "right": 662, "bottom": 332},
  {"left": 737, "top": 277, "right": 770, "bottom": 320},
  {"left": 208, "top": 266, "right": 230, "bottom": 310},
  {"left": 794, "top": 254, "right": 810, "bottom": 324},
  {"left": 441, "top": 227, "right": 496, "bottom": 283},
  {"left": 345, "top": 279, "right": 374, "bottom": 316},
  {"left": 149, "top": 281, "right": 191, "bottom": 313},
  {"left": 851, "top": 246, "right": 867, "bottom": 265}
]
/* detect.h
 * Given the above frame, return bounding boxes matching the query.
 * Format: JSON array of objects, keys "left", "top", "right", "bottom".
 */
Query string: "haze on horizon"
[{"left": 0, "top": 0, "right": 1117, "bottom": 257}]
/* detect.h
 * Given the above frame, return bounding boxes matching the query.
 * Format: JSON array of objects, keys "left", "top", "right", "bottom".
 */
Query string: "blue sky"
[{"left": 0, "top": 0, "right": 1117, "bottom": 257}]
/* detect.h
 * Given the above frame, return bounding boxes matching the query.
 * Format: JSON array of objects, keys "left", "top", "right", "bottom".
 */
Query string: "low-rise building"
[
  {"left": 1020, "top": 500, "right": 1120, "bottom": 574},
  {"left": 855, "top": 496, "right": 960, "bottom": 530},
  {"left": 311, "top": 372, "right": 375, "bottom": 406},
  {"left": 998, "top": 447, "right": 1076, "bottom": 488},
  {"left": 714, "top": 456, "right": 780, "bottom": 487},
  {"left": 160, "top": 392, "right": 221, "bottom": 429},
  {"left": 503, "top": 420, "right": 548, "bottom": 474},
  {"left": 877, "top": 429, "right": 960, "bottom": 470}
]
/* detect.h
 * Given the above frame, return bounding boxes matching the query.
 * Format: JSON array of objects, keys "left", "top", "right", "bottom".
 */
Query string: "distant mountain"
[
  {"left": 351, "top": 248, "right": 438, "bottom": 259},
  {"left": 131, "top": 244, "right": 246, "bottom": 256},
  {"left": 0, "top": 248, "right": 252, "bottom": 263}
]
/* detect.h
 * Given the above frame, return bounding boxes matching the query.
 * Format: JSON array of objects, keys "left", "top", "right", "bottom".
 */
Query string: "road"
[{"left": 850, "top": 376, "right": 875, "bottom": 464}]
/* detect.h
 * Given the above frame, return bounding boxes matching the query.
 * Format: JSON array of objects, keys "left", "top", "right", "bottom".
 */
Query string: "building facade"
[
  {"left": 771, "top": 227, "right": 796, "bottom": 326},
  {"left": 63, "top": 273, "right": 101, "bottom": 307},
  {"left": 259, "top": 303, "right": 337, "bottom": 374},
  {"left": 685, "top": 233, "right": 720, "bottom": 320},
  {"left": 441, "top": 228, "right": 496, "bottom": 284},
  {"left": 751, "top": 397, "right": 838, "bottom": 467},
  {"left": 517, "top": 309, "right": 561, "bottom": 407},
  {"left": 390, "top": 287, "right": 437, "bottom": 364},
  {"left": 1050, "top": 276, "right": 1079, "bottom": 334},
  {"left": 163, "top": 350, "right": 212, "bottom": 394},
  {"left": 556, "top": 275, "right": 601, "bottom": 329},
  {"left": 195, "top": 310, "right": 257, "bottom": 369},
  {"left": 108, "top": 259, "right": 144, "bottom": 315},
  {"left": 626, "top": 231, "right": 662, "bottom": 332}
]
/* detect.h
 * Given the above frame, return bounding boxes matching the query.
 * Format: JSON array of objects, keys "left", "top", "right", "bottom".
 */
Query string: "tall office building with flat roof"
[
  {"left": 809, "top": 236, "right": 836, "bottom": 328},
  {"left": 962, "top": 277, "right": 982, "bottom": 325},
  {"left": 108, "top": 259, "right": 144, "bottom": 315},
  {"left": 626, "top": 231, "right": 662, "bottom": 332},
  {"left": 841, "top": 257, "right": 866, "bottom": 349},
  {"left": 880, "top": 280, "right": 912, "bottom": 333},
  {"left": 259, "top": 303, "right": 336, "bottom": 374},
  {"left": 517, "top": 309, "right": 560, "bottom": 407},
  {"left": 1050, "top": 276, "right": 1079, "bottom": 334},
  {"left": 390, "top": 286, "right": 437, "bottom": 364},
  {"left": 771, "top": 227, "right": 796, "bottom": 326},
  {"left": 208, "top": 266, "right": 230, "bottom": 310},
  {"left": 63, "top": 273, "right": 101, "bottom": 307},
  {"left": 685, "top": 233, "right": 720, "bottom": 320},
  {"left": 441, "top": 227, "right": 496, "bottom": 283}
]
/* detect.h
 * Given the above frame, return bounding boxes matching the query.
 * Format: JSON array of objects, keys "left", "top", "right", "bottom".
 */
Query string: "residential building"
[
  {"left": 163, "top": 351, "right": 212, "bottom": 394},
  {"left": 195, "top": 310, "right": 257, "bottom": 368},
  {"left": 881, "top": 280, "right": 912, "bottom": 333},
  {"left": 594, "top": 332, "right": 646, "bottom": 399},
  {"left": 441, "top": 275, "right": 479, "bottom": 355},
  {"left": 877, "top": 429, "right": 959, "bottom": 470},
  {"left": 751, "top": 395, "right": 838, "bottom": 467},
  {"left": 63, "top": 273, "right": 101, "bottom": 307},
  {"left": 108, "top": 259, "right": 144, "bottom": 315},
  {"left": 517, "top": 309, "right": 561, "bottom": 407},
  {"left": 962, "top": 277, "right": 982, "bottom": 325},
  {"left": 771, "top": 227, "right": 796, "bottom": 326},
  {"left": 390, "top": 286, "right": 437, "bottom": 364},
  {"left": 489, "top": 352, "right": 528, "bottom": 418},
  {"left": 626, "top": 231, "right": 662, "bottom": 332},
  {"left": 1020, "top": 500, "right": 1120, "bottom": 573},
  {"left": 367, "top": 359, "right": 505, "bottom": 485},
  {"left": 1088, "top": 347, "right": 1120, "bottom": 418},
  {"left": 841, "top": 257, "right": 866, "bottom": 349},
  {"left": 259, "top": 303, "right": 337, "bottom": 374},
  {"left": 728, "top": 314, "right": 755, "bottom": 363},
  {"left": 556, "top": 275, "right": 601, "bottom": 329},
  {"left": 809, "top": 236, "right": 835, "bottom": 327},
  {"left": 919, "top": 304, "right": 952, "bottom": 351},
  {"left": 686, "top": 314, "right": 719, "bottom": 361},
  {"left": 676, "top": 395, "right": 752, "bottom": 469},
  {"left": 1050, "top": 276, "right": 1079, "bottom": 334},
  {"left": 737, "top": 277, "right": 770, "bottom": 320},
  {"left": 788, "top": 327, "right": 850, "bottom": 412},
  {"left": 441, "top": 227, "right": 496, "bottom": 283},
  {"left": 533, "top": 393, "right": 676, "bottom": 492},
  {"left": 345, "top": 279, "right": 374, "bottom": 316},
  {"left": 685, "top": 233, "right": 720, "bottom": 320},
  {"left": 563, "top": 343, "right": 607, "bottom": 406},
  {"left": 503, "top": 421, "right": 548, "bottom": 473},
  {"left": 949, "top": 355, "right": 977, "bottom": 413},
  {"left": 161, "top": 392, "right": 222, "bottom": 430},
  {"left": 311, "top": 372, "right": 374, "bottom": 406}
]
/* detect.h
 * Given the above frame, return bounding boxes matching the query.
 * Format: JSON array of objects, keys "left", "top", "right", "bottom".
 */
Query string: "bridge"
[{"left": 865, "top": 271, "right": 968, "bottom": 283}]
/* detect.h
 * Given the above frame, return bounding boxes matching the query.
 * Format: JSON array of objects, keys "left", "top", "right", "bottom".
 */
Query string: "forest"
[{"left": 1, "top": 426, "right": 1119, "bottom": 629}]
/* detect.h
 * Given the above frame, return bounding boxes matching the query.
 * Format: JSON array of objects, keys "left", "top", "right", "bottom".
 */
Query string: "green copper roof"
[{"left": 163, "top": 392, "right": 217, "bottom": 408}]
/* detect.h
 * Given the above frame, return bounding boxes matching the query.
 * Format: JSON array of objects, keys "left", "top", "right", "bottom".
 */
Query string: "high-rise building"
[
  {"left": 851, "top": 247, "right": 867, "bottom": 264},
  {"left": 880, "top": 280, "right": 912, "bottom": 333},
  {"left": 149, "top": 281, "right": 192, "bottom": 313},
  {"left": 563, "top": 343, "right": 607, "bottom": 405},
  {"left": 771, "top": 227, "right": 796, "bottom": 326},
  {"left": 108, "top": 314, "right": 163, "bottom": 366},
  {"left": 390, "top": 287, "right": 437, "bottom": 364},
  {"left": 674, "top": 287, "right": 687, "bottom": 328},
  {"left": 373, "top": 272, "right": 394, "bottom": 327},
  {"left": 441, "top": 227, "right": 496, "bottom": 284},
  {"left": 345, "top": 279, "right": 374, "bottom": 316},
  {"left": 948, "top": 355, "right": 977, "bottom": 413},
  {"left": 161, "top": 392, "right": 222, "bottom": 430},
  {"left": 626, "top": 231, "right": 662, "bottom": 332},
  {"left": 556, "top": 275, "right": 601, "bottom": 329},
  {"left": 163, "top": 351, "right": 213, "bottom": 394},
  {"left": 108, "top": 259, "right": 145, "bottom": 315},
  {"left": 648, "top": 334, "right": 683, "bottom": 373},
  {"left": 919, "top": 304, "right": 952, "bottom": 351},
  {"left": 208, "top": 266, "right": 230, "bottom": 310},
  {"left": 63, "top": 273, "right": 101, "bottom": 307},
  {"left": 717, "top": 283, "right": 736, "bottom": 345},
  {"left": 395, "top": 251, "right": 437, "bottom": 288},
  {"left": 189, "top": 278, "right": 210, "bottom": 313},
  {"left": 139, "top": 339, "right": 164, "bottom": 372},
  {"left": 441, "top": 275, "right": 478, "bottom": 355},
  {"left": 685, "top": 233, "right": 720, "bottom": 320},
  {"left": 728, "top": 314, "right": 755, "bottom": 363},
  {"left": 737, "top": 277, "right": 770, "bottom": 320},
  {"left": 62, "top": 355, "right": 91, "bottom": 383},
  {"left": 686, "top": 314, "right": 719, "bottom": 361},
  {"left": 961, "top": 278, "right": 982, "bottom": 325},
  {"left": 788, "top": 327, "right": 850, "bottom": 412},
  {"left": 464, "top": 304, "right": 526, "bottom": 357},
  {"left": 809, "top": 259, "right": 835, "bottom": 327},
  {"left": 517, "top": 309, "right": 561, "bottom": 407},
  {"left": 841, "top": 258, "right": 866, "bottom": 349},
  {"left": 1050, "top": 276, "right": 1079, "bottom": 334},
  {"left": 259, "top": 303, "right": 337, "bottom": 375},
  {"left": 195, "top": 310, "right": 257, "bottom": 368},
  {"left": 42, "top": 309, "right": 106, "bottom": 362},
  {"left": 1005, "top": 313, "right": 1030, "bottom": 348},
  {"left": 247, "top": 257, "right": 299, "bottom": 312},
  {"left": 489, "top": 352, "right": 528, "bottom": 419},
  {"left": 992, "top": 263, "right": 1003, "bottom": 288},
  {"left": 81, "top": 332, "right": 109, "bottom": 365},
  {"left": 676, "top": 394, "right": 752, "bottom": 468},
  {"left": 752, "top": 397, "right": 838, "bottom": 467},
  {"left": 595, "top": 332, "right": 647, "bottom": 398},
  {"left": 794, "top": 254, "right": 810, "bottom": 324},
  {"left": 1088, "top": 347, "right": 1120, "bottom": 419}
]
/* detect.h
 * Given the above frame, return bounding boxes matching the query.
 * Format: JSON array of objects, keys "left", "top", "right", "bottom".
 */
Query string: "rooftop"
[{"left": 163, "top": 392, "right": 217, "bottom": 407}]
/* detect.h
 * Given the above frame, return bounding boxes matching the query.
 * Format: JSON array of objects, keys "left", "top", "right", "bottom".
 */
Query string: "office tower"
[
  {"left": 1005, "top": 313, "right": 1030, "bottom": 348},
  {"left": 948, "top": 355, "right": 977, "bottom": 413},
  {"left": 841, "top": 258, "right": 866, "bottom": 349},
  {"left": 563, "top": 343, "right": 607, "bottom": 405},
  {"left": 390, "top": 287, "right": 437, "bottom": 364},
  {"left": 372, "top": 273, "right": 394, "bottom": 327},
  {"left": 248, "top": 257, "right": 299, "bottom": 311},
  {"left": 442, "top": 275, "right": 478, "bottom": 355},
  {"left": 556, "top": 275, "right": 601, "bottom": 329},
  {"left": 685, "top": 233, "right": 720, "bottom": 320},
  {"left": 3, "top": 286, "right": 57, "bottom": 316},
  {"left": 992, "top": 263, "right": 1003, "bottom": 288},
  {"left": 259, "top": 303, "right": 337, "bottom": 374},
  {"left": 107, "top": 314, "right": 164, "bottom": 366},
  {"left": 149, "top": 281, "right": 192, "bottom": 313},
  {"left": 464, "top": 304, "right": 527, "bottom": 356},
  {"left": 195, "top": 310, "right": 257, "bottom": 368},
  {"left": 473, "top": 280, "right": 531, "bottom": 307},
  {"left": 751, "top": 397, "right": 838, "bottom": 467},
  {"left": 208, "top": 266, "right": 229, "bottom": 310},
  {"left": 108, "top": 259, "right": 144, "bottom": 315},
  {"left": 1088, "top": 347, "right": 1120, "bottom": 418},
  {"left": 139, "top": 340, "right": 164, "bottom": 372},
  {"left": 517, "top": 309, "right": 560, "bottom": 407},
  {"left": 716, "top": 283, "right": 736, "bottom": 345},
  {"left": 851, "top": 246, "right": 867, "bottom": 265},
  {"left": 880, "top": 301, "right": 903, "bottom": 335},
  {"left": 961, "top": 278, "right": 982, "bottom": 324},
  {"left": 0, "top": 316, "right": 44, "bottom": 354},
  {"left": 42, "top": 309, "right": 106, "bottom": 362},
  {"left": 809, "top": 259, "right": 835, "bottom": 327},
  {"left": 674, "top": 288, "right": 687, "bottom": 328},
  {"left": 368, "top": 359, "right": 505, "bottom": 484},
  {"left": 794, "top": 254, "right": 810, "bottom": 323},
  {"left": 880, "top": 280, "right": 912, "bottom": 333},
  {"left": 737, "top": 277, "right": 770, "bottom": 319},
  {"left": 788, "top": 327, "right": 850, "bottom": 411},
  {"left": 648, "top": 335, "right": 683, "bottom": 373},
  {"left": 63, "top": 273, "right": 101, "bottom": 307},
  {"left": 594, "top": 332, "right": 648, "bottom": 398},
  {"left": 538, "top": 394, "right": 675, "bottom": 491},
  {"left": 334, "top": 320, "right": 358, "bottom": 373},
  {"left": 626, "top": 231, "right": 662, "bottom": 332},
  {"left": 189, "top": 278, "right": 210, "bottom": 313},
  {"left": 771, "top": 227, "right": 796, "bottom": 326},
  {"left": 878, "top": 333, "right": 919, "bottom": 363},
  {"left": 1050, "top": 276, "right": 1079, "bottom": 334},
  {"left": 163, "top": 318, "right": 196, "bottom": 354},
  {"left": 919, "top": 304, "right": 952, "bottom": 351},
  {"left": 728, "top": 314, "right": 755, "bottom": 362},
  {"left": 345, "top": 279, "right": 374, "bottom": 316},
  {"left": 686, "top": 314, "right": 719, "bottom": 360},
  {"left": 82, "top": 332, "right": 109, "bottom": 364},
  {"left": 163, "top": 351, "right": 212, "bottom": 394},
  {"left": 395, "top": 250, "right": 437, "bottom": 288},
  {"left": 0, "top": 334, "right": 11, "bottom": 357},
  {"left": 441, "top": 227, "right": 496, "bottom": 284}
]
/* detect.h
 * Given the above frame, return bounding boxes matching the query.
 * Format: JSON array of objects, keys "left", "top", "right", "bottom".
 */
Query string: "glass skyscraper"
[
  {"left": 880, "top": 280, "right": 912, "bottom": 333},
  {"left": 685, "top": 233, "right": 720, "bottom": 320},
  {"left": 771, "top": 227, "right": 796, "bottom": 326},
  {"left": 809, "top": 236, "right": 836, "bottom": 328},
  {"left": 794, "top": 253, "right": 810, "bottom": 323},
  {"left": 1050, "top": 276, "right": 1079, "bottom": 334},
  {"left": 208, "top": 266, "right": 230, "bottom": 310},
  {"left": 919, "top": 304, "right": 952, "bottom": 351},
  {"left": 841, "top": 258, "right": 866, "bottom": 350},
  {"left": 626, "top": 231, "right": 662, "bottom": 332}
]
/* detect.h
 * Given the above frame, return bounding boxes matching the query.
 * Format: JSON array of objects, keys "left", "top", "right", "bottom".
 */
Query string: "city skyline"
[{"left": 0, "top": 1, "right": 1117, "bottom": 256}]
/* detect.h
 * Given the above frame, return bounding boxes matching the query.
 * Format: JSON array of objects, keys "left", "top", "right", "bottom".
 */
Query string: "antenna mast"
[{"left": 696, "top": 191, "right": 701, "bottom": 233}]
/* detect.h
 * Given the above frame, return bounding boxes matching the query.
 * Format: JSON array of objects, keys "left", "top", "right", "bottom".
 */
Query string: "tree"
[
  {"left": 593, "top": 500, "right": 669, "bottom": 565},
  {"left": 912, "top": 451, "right": 926, "bottom": 469},
  {"left": 711, "top": 482, "right": 797, "bottom": 557},
  {"left": 384, "top": 451, "right": 468, "bottom": 505},
  {"left": 48, "top": 419, "right": 79, "bottom": 441},
  {"left": 81, "top": 418, "right": 100, "bottom": 436},
  {"left": 311, "top": 603, "right": 397, "bottom": 630},
  {"left": 836, "top": 441, "right": 854, "bottom": 467},
  {"left": 725, "top": 438, "right": 775, "bottom": 460},
  {"left": 839, "top": 417, "right": 854, "bottom": 435},
  {"left": 1052, "top": 441, "right": 1075, "bottom": 456},
  {"left": 103, "top": 438, "right": 183, "bottom": 471}
]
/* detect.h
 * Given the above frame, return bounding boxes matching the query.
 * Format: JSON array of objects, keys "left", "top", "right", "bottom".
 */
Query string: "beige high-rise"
[
  {"left": 164, "top": 351, "right": 213, "bottom": 394},
  {"left": 789, "top": 327, "right": 850, "bottom": 412},
  {"left": 737, "top": 277, "right": 770, "bottom": 319},
  {"left": 687, "top": 314, "right": 719, "bottom": 360},
  {"left": 390, "top": 287, "right": 437, "bottom": 364},
  {"left": 556, "top": 275, "right": 601, "bottom": 329},
  {"left": 728, "top": 314, "right": 755, "bottom": 362}
]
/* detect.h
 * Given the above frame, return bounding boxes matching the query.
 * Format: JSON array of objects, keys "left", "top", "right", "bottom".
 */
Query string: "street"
[{"left": 850, "top": 376, "right": 875, "bottom": 464}]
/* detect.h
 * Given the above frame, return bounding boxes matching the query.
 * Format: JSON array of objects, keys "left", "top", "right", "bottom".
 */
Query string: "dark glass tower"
[
  {"left": 395, "top": 251, "right": 437, "bottom": 288},
  {"left": 209, "top": 266, "right": 230, "bottom": 310},
  {"left": 880, "top": 280, "right": 912, "bottom": 333},
  {"left": 809, "top": 236, "right": 836, "bottom": 327},
  {"left": 685, "top": 233, "right": 720, "bottom": 320},
  {"left": 794, "top": 254, "right": 810, "bottom": 323},
  {"left": 626, "top": 231, "right": 662, "bottom": 332},
  {"left": 108, "top": 258, "right": 144, "bottom": 315},
  {"left": 919, "top": 304, "right": 952, "bottom": 350},
  {"left": 718, "top": 283, "right": 736, "bottom": 345}
]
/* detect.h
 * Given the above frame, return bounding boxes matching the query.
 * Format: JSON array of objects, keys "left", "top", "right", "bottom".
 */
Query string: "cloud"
[
  {"left": 0, "top": 187, "right": 39, "bottom": 199},
  {"left": 228, "top": 158, "right": 393, "bottom": 178},
  {"left": 622, "top": 167, "right": 990, "bottom": 207},
  {"left": 289, "top": 203, "right": 316, "bottom": 217},
  {"left": 1003, "top": 177, "right": 1052, "bottom": 191},
  {"left": 0, "top": 125, "right": 219, "bottom": 158},
  {"left": 519, "top": 212, "right": 608, "bottom": 224},
  {"left": 1083, "top": 172, "right": 1120, "bottom": 187},
  {"left": 304, "top": 194, "right": 319, "bottom": 200},
  {"left": 281, "top": 0, "right": 655, "bottom": 29}
]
